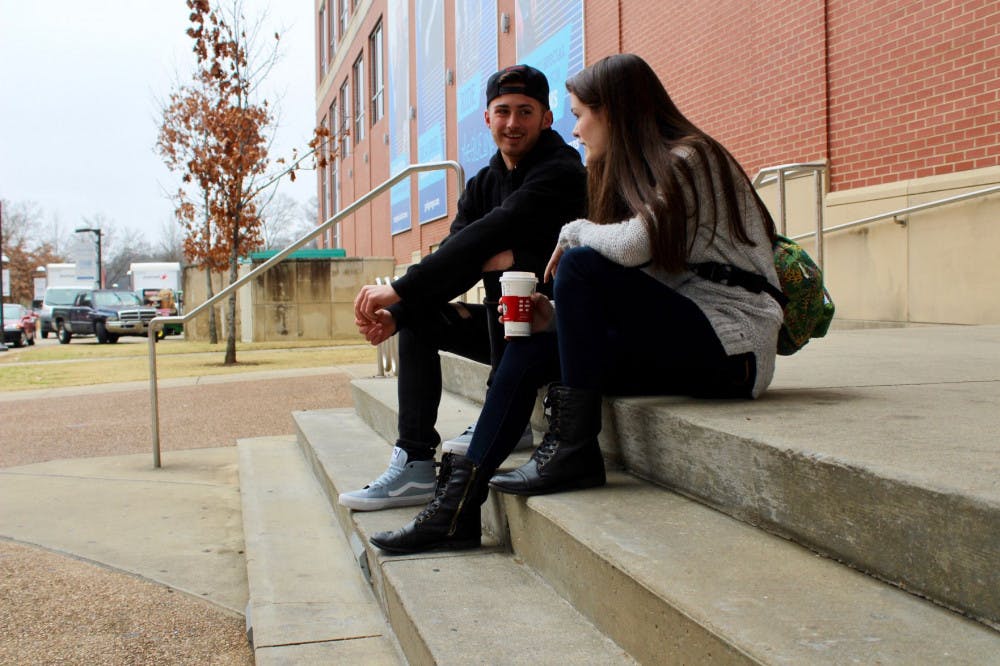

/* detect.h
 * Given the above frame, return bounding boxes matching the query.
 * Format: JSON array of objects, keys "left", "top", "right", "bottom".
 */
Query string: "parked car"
[
  {"left": 38, "top": 287, "right": 88, "bottom": 338},
  {"left": 2, "top": 303, "right": 38, "bottom": 347},
  {"left": 50, "top": 289, "right": 158, "bottom": 344}
]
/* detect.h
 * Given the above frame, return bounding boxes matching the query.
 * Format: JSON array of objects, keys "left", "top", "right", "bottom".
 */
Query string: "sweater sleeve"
[{"left": 557, "top": 216, "right": 652, "bottom": 267}]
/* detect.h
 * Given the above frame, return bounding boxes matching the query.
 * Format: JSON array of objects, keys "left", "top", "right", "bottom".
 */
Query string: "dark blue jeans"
[{"left": 465, "top": 246, "right": 754, "bottom": 475}]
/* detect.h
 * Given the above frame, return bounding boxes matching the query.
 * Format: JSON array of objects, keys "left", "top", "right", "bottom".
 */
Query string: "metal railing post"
[
  {"left": 147, "top": 160, "right": 465, "bottom": 468},
  {"left": 814, "top": 169, "right": 825, "bottom": 269}
]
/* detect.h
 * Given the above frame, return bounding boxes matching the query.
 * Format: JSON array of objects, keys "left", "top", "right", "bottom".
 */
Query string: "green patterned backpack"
[
  {"left": 771, "top": 235, "right": 835, "bottom": 355},
  {"left": 690, "top": 234, "right": 835, "bottom": 355}
]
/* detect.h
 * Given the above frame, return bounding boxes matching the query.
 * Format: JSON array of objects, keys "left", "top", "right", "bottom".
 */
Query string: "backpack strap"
[{"left": 689, "top": 261, "right": 789, "bottom": 307}]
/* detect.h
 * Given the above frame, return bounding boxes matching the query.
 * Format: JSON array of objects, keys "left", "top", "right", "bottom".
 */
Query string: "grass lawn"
[{"left": 0, "top": 336, "right": 376, "bottom": 392}]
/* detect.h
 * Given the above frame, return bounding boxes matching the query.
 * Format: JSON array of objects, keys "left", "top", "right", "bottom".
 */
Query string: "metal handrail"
[
  {"left": 753, "top": 161, "right": 827, "bottom": 268},
  {"left": 787, "top": 183, "right": 1000, "bottom": 241},
  {"left": 146, "top": 160, "right": 466, "bottom": 467}
]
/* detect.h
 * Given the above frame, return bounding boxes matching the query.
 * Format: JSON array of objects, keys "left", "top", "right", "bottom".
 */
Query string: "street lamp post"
[{"left": 75, "top": 227, "right": 103, "bottom": 289}]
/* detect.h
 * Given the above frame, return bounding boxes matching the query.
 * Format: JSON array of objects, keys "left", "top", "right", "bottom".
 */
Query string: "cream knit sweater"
[{"left": 557, "top": 145, "right": 783, "bottom": 397}]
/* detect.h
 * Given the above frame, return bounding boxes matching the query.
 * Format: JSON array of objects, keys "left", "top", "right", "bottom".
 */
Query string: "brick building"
[{"left": 314, "top": 0, "right": 1000, "bottom": 325}]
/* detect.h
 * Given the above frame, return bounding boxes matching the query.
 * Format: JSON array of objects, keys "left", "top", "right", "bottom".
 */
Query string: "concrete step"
[
  {"left": 438, "top": 325, "right": 1000, "bottom": 628},
  {"left": 237, "top": 435, "right": 402, "bottom": 665},
  {"left": 341, "top": 374, "right": 1000, "bottom": 663},
  {"left": 293, "top": 408, "right": 634, "bottom": 665},
  {"left": 499, "top": 475, "right": 1000, "bottom": 664}
]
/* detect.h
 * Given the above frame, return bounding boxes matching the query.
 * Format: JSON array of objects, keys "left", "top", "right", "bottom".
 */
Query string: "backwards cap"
[{"left": 485, "top": 64, "right": 550, "bottom": 109}]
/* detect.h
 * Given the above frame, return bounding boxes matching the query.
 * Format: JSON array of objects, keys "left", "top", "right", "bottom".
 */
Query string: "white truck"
[{"left": 129, "top": 262, "right": 183, "bottom": 337}]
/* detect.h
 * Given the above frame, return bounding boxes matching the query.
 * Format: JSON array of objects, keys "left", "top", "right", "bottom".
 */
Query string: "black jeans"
[
  {"left": 395, "top": 301, "right": 504, "bottom": 459},
  {"left": 464, "top": 246, "right": 755, "bottom": 476}
]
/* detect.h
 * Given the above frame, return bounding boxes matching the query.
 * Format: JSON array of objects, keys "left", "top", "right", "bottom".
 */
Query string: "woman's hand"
[
  {"left": 529, "top": 293, "right": 554, "bottom": 333},
  {"left": 496, "top": 292, "right": 555, "bottom": 338},
  {"left": 544, "top": 245, "right": 564, "bottom": 283}
]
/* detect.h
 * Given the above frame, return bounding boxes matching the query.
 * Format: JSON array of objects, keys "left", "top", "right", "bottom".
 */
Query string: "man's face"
[{"left": 484, "top": 93, "right": 553, "bottom": 169}]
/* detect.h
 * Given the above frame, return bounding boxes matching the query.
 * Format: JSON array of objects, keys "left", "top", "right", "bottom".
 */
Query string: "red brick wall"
[
  {"left": 615, "top": 0, "right": 828, "bottom": 181},
  {"left": 827, "top": 0, "right": 1000, "bottom": 189},
  {"left": 319, "top": 0, "right": 1000, "bottom": 258}
]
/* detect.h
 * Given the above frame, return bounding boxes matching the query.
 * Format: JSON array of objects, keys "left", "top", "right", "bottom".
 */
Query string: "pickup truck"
[{"left": 51, "top": 289, "right": 158, "bottom": 344}]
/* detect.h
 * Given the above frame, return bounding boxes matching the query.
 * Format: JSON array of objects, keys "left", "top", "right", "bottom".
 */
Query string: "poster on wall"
[
  {"left": 388, "top": 0, "right": 411, "bottom": 235},
  {"left": 415, "top": 0, "right": 448, "bottom": 225},
  {"left": 455, "top": 0, "right": 498, "bottom": 178},
  {"left": 515, "top": 0, "right": 585, "bottom": 160}
]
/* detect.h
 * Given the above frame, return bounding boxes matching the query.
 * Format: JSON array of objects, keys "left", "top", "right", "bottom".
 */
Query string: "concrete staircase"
[{"left": 239, "top": 325, "right": 1000, "bottom": 664}]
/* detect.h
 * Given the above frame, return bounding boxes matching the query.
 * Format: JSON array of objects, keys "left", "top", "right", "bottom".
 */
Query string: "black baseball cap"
[{"left": 485, "top": 64, "right": 550, "bottom": 109}]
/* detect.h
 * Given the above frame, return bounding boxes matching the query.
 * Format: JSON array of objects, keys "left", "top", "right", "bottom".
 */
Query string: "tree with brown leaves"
[{"left": 158, "top": 0, "right": 326, "bottom": 363}]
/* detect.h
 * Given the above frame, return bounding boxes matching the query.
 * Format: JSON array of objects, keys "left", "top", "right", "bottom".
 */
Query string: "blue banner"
[
  {"left": 516, "top": 0, "right": 585, "bottom": 160},
  {"left": 389, "top": 0, "right": 411, "bottom": 234},
  {"left": 416, "top": 0, "right": 448, "bottom": 224},
  {"left": 455, "top": 0, "right": 498, "bottom": 178}
]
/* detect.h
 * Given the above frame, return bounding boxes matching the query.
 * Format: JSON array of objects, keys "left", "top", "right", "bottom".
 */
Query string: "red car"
[{"left": 2, "top": 303, "right": 38, "bottom": 347}]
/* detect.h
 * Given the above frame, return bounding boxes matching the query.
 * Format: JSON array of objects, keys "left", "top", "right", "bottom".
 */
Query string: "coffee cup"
[{"left": 499, "top": 271, "right": 537, "bottom": 337}]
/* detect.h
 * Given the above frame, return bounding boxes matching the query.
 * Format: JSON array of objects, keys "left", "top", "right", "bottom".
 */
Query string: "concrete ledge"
[
  {"left": 502, "top": 472, "right": 1000, "bottom": 664},
  {"left": 293, "top": 410, "right": 633, "bottom": 664},
  {"left": 440, "top": 327, "right": 1000, "bottom": 626},
  {"left": 238, "top": 436, "right": 402, "bottom": 663}
]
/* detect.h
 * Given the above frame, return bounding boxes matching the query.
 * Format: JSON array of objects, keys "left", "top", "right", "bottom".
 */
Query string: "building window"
[
  {"left": 319, "top": 6, "right": 327, "bottom": 75},
  {"left": 327, "top": 101, "right": 337, "bottom": 219},
  {"left": 369, "top": 21, "right": 384, "bottom": 125},
  {"left": 339, "top": 0, "right": 349, "bottom": 39},
  {"left": 327, "top": 2, "right": 336, "bottom": 63},
  {"left": 319, "top": 115, "right": 328, "bottom": 243},
  {"left": 339, "top": 80, "right": 351, "bottom": 157},
  {"left": 353, "top": 54, "right": 365, "bottom": 143}
]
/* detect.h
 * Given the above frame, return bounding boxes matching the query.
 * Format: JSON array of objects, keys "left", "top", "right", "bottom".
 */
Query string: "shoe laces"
[
  {"left": 415, "top": 458, "right": 451, "bottom": 523},
  {"left": 533, "top": 432, "right": 560, "bottom": 468},
  {"left": 365, "top": 461, "right": 405, "bottom": 489}
]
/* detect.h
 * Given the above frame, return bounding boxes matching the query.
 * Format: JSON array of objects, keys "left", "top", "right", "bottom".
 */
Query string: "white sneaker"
[
  {"left": 338, "top": 446, "right": 437, "bottom": 511},
  {"left": 441, "top": 421, "right": 533, "bottom": 457}
]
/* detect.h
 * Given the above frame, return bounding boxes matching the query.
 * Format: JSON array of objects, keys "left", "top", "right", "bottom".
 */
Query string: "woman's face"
[{"left": 570, "top": 92, "right": 608, "bottom": 167}]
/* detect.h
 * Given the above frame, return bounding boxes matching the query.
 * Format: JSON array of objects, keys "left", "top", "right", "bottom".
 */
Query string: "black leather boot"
[
  {"left": 370, "top": 453, "right": 485, "bottom": 554},
  {"left": 489, "top": 385, "right": 605, "bottom": 496}
]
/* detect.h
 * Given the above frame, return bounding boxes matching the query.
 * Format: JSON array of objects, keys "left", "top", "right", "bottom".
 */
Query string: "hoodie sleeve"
[{"left": 391, "top": 147, "right": 586, "bottom": 306}]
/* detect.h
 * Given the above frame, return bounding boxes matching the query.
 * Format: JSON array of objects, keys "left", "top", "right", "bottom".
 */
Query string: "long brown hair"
[{"left": 566, "top": 53, "right": 776, "bottom": 272}]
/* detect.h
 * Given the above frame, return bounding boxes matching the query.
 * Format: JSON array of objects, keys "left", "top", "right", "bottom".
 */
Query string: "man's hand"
[
  {"left": 354, "top": 284, "right": 401, "bottom": 323},
  {"left": 356, "top": 308, "right": 397, "bottom": 346},
  {"left": 544, "top": 246, "right": 564, "bottom": 283},
  {"left": 482, "top": 249, "right": 515, "bottom": 272}
]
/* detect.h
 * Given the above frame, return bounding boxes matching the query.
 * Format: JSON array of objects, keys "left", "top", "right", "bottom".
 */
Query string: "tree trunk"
[
  {"left": 223, "top": 241, "right": 238, "bottom": 365},
  {"left": 203, "top": 202, "right": 218, "bottom": 344},
  {"left": 205, "top": 267, "right": 218, "bottom": 344}
]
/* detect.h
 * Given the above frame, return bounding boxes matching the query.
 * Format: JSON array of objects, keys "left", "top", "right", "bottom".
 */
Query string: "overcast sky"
[{"left": 0, "top": 0, "right": 317, "bottom": 243}]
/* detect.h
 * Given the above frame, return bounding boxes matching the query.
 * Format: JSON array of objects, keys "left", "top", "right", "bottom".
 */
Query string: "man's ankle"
[{"left": 398, "top": 446, "right": 435, "bottom": 462}]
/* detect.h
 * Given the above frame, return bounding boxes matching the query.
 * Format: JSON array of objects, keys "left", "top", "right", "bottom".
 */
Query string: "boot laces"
[
  {"left": 533, "top": 432, "right": 559, "bottom": 467},
  {"left": 415, "top": 458, "right": 451, "bottom": 523}
]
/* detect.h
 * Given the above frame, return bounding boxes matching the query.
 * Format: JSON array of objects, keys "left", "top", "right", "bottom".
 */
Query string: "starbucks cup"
[{"left": 499, "top": 271, "right": 537, "bottom": 337}]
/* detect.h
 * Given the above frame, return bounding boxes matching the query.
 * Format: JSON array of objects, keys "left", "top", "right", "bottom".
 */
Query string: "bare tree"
[
  {"left": 259, "top": 193, "right": 318, "bottom": 250},
  {"left": 0, "top": 200, "right": 65, "bottom": 305}
]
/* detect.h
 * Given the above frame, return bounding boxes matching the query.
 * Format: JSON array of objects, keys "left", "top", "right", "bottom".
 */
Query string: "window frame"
[
  {"left": 369, "top": 20, "right": 385, "bottom": 126},
  {"left": 352, "top": 53, "right": 366, "bottom": 143},
  {"left": 339, "top": 80, "right": 351, "bottom": 158}
]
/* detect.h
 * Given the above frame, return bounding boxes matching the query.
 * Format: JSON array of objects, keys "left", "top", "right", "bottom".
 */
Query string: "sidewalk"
[{"left": 0, "top": 363, "right": 374, "bottom": 664}]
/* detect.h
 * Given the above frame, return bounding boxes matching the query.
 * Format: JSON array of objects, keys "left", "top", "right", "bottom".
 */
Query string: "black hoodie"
[{"left": 390, "top": 128, "right": 586, "bottom": 326}]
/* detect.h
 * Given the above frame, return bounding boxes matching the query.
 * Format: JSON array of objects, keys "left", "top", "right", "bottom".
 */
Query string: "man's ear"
[
  {"left": 542, "top": 109, "right": 554, "bottom": 130},
  {"left": 484, "top": 109, "right": 492, "bottom": 128}
]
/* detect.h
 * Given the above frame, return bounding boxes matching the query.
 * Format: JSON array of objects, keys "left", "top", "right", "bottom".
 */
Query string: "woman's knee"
[{"left": 555, "top": 246, "right": 614, "bottom": 300}]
